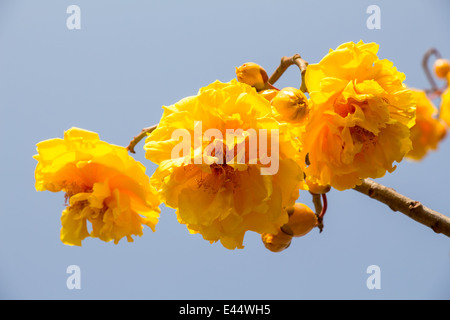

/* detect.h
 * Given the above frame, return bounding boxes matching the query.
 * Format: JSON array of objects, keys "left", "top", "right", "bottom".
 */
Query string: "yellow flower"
[
  {"left": 34, "top": 128, "right": 160, "bottom": 246},
  {"left": 406, "top": 90, "right": 447, "bottom": 160},
  {"left": 301, "top": 41, "right": 416, "bottom": 190},
  {"left": 440, "top": 86, "right": 450, "bottom": 127},
  {"left": 144, "top": 79, "right": 305, "bottom": 249}
]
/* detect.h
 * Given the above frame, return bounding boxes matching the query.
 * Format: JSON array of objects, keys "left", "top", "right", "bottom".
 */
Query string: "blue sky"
[{"left": 0, "top": 0, "right": 449, "bottom": 299}]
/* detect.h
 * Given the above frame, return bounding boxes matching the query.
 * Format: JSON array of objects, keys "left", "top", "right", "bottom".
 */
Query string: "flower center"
[
  {"left": 197, "top": 163, "right": 240, "bottom": 193},
  {"left": 63, "top": 181, "right": 111, "bottom": 220},
  {"left": 63, "top": 182, "right": 91, "bottom": 204},
  {"left": 335, "top": 102, "right": 356, "bottom": 118},
  {"left": 349, "top": 126, "right": 378, "bottom": 151}
]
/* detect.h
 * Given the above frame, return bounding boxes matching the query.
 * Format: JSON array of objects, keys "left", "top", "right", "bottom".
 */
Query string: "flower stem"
[
  {"left": 353, "top": 179, "right": 450, "bottom": 238},
  {"left": 422, "top": 48, "right": 441, "bottom": 92},
  {"left": 311, "top": 192, "right": 327, "bottom": 233},
  {"left": 263, "top": 82, "right": 280, "bottom": 91},
  {"left": 319, "top": 193, "right": 328, "bottom": 222},
  {"left": 126, "top": 125, "right": 158, "bottom": 154},
  {"left": 268, "top": 54, "right": 309, "bottom": 93}
]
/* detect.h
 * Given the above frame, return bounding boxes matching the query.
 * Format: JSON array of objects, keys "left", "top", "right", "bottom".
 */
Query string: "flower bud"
[
  {"left": 259, "top": 89, "right": 279, "bottom": 102},
  {"left": 271, "top": 87, "right": 309, "bottom": 123},
  {"left": 236, "top": 62, "right": 269, "bottom": 91},
  {"left": 281, "top": 203, "right": 317, "bottom": 237},
  {"left": 261, "top": 229, "right": 292, "bottom": 253},
  {"left": 434, "top": 59, "right": 450, "bottom": 79}
]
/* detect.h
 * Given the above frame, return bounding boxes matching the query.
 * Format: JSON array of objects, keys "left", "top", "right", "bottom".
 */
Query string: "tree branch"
[
  {"left": 126, "top": 125, "right": 158, "bottom": 154},
  {"left": 353, "top": 179, "right": 450, "bottom": 238}
]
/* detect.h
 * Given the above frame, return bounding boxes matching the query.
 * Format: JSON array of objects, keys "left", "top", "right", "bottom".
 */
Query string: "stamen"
[{"left": 350, "top": 126, "right": 378, "bottom": 151}]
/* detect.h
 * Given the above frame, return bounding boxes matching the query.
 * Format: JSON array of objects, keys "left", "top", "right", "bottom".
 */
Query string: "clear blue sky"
[{"left": 0, "top": 0, "right": 449, "bottom": 300}]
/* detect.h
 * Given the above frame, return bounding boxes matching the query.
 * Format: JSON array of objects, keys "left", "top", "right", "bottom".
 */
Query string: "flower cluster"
[
  {"left": 34, "top": 41, "right": 449, "bottom": 251},
  {"left": 144, "top": 79, "right": 305, "bottom": 249}
]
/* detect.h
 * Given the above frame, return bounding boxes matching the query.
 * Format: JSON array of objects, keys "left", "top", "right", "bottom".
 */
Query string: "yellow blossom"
[
  {"left": 406, "top": 90, "right": 447, "bottom": 160},
  {"left": 305, "top": 177, "right": 331, "bottom": 195},
  {"left": 144, "top": 79, "right": 305, "bottom": 249},
  {"left": 440, "top": 86, "right": 450, "bottom": 127},
  {"left": 301, "top": 41, "right": 416, "bottom": 191},
  {"left": 34, "top": 128, "right": 160, "bottom": 246}
]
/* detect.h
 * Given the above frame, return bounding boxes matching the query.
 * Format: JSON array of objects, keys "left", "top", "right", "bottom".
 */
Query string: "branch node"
[
  {"left": 431, "top": 222, "right": 442, "bottom": 234},
  {"left": 409, "top": 201, "right": 422, "bottom": 211}
]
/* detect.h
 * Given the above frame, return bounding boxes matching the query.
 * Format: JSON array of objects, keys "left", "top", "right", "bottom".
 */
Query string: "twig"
[
  {"left": 353, "top": 179, "right": 450, "bottom": 238},
  {"left": 268, "top": 54, "right": 309, "bottom": 93},
  {"left": 318, "top": 194, "right": 328, "bottom": 223},
  {"left": 126, "top": 125, "right": 158, "bottom": 154},
  {"left": 422, "top": 48, "right": 441, "bottom": 92},
  {"left": 311, "top": 192, "right": 325, "bottom": 232}
]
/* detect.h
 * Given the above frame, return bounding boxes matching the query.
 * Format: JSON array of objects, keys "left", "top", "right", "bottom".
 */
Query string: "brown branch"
[
  {"left": 268, "top": 54, "right": 309, "bottom": 93},
  {"left": 126, "top": 124, "right": 158, "bottom": 154},
  {"left": 422, "top": 48, "right": 442, "bottom": 92},
  {"left": 353, "top": 179, "right": 450, "bottom": 238}
]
